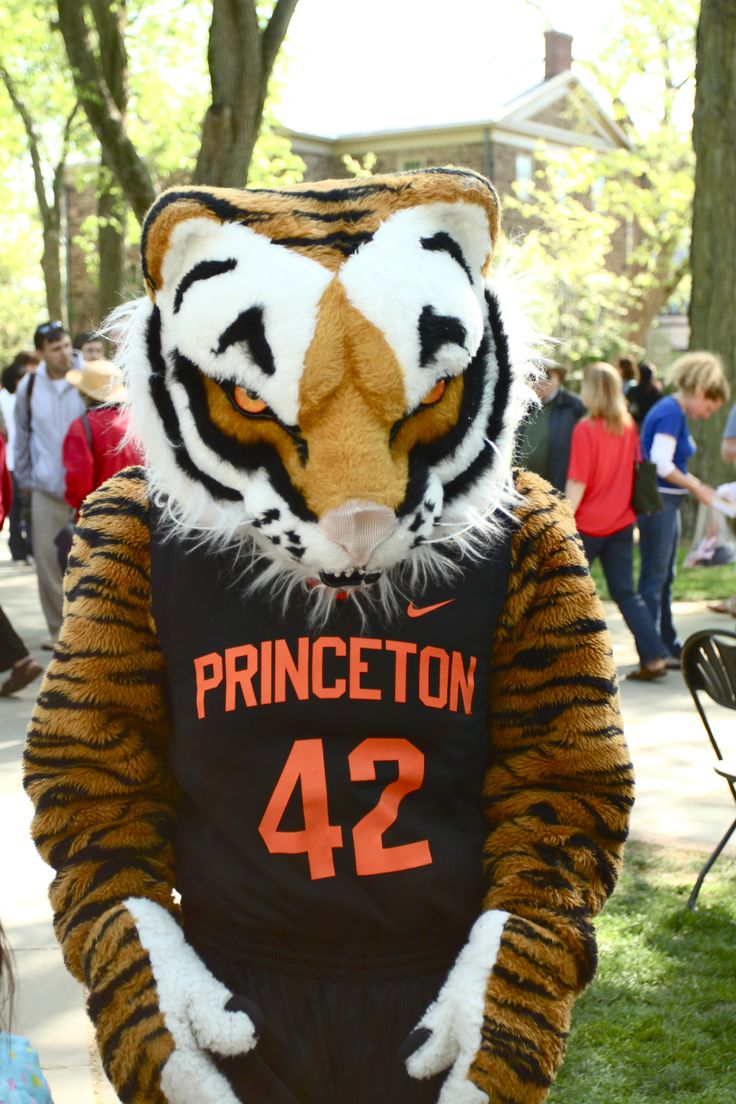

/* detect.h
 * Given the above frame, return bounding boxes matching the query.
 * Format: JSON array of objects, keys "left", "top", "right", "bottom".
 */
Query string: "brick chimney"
[{"left": 544, "top": 30, "right": 573, "bottom": 79}]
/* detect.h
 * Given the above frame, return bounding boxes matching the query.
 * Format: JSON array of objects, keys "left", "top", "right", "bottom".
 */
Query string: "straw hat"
[{"left": 66, "top": 359, "right": 126, "bottom": 403}]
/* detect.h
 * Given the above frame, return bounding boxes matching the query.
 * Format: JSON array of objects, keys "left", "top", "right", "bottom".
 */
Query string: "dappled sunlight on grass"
[
  {"left": 549, "top": 841, "right": 736, "bottom": 1104},
  {"left": 589, "top": 544, "right": 735, "bottom": 603}
]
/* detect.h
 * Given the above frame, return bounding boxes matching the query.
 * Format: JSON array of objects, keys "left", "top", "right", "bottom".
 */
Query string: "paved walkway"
[{"left": 1, "top": 550, "right": 734, "bottom": 1103}]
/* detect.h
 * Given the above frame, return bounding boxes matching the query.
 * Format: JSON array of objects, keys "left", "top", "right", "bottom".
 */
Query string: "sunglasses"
[{"left": 36, "top": 321, "right": 65, "bottom": 338}]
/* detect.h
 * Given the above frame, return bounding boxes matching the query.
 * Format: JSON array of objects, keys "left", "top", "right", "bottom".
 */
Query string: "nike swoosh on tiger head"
[{"left": 406, "top": 599, "right": 455, "bottom": 618}]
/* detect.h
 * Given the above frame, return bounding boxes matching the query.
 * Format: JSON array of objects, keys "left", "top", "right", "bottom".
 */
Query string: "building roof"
[{"left": 280, "top": 68, "right": 629, "bottom": 155}]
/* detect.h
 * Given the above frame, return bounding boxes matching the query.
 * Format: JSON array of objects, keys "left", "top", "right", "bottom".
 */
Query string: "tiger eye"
[
  {"left": 420, "top": 378, "right": 447, "bottom": 406},
  {"left": 233, "top": 385, "right": 268, "bottom": 415}
]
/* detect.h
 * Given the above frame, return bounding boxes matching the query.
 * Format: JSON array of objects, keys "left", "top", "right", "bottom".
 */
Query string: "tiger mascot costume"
[{"left": 24, "top": 169, "right": 632, "bottom": 1104}]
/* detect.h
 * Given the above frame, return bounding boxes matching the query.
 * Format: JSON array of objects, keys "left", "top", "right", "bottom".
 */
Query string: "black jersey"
[{"left": 150, "top": 515, "right": 511, "bottom": 956}]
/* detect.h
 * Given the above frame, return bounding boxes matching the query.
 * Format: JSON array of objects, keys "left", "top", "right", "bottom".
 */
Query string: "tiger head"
[{"left": 119, "top": 169, "right": 537, "bottom": 615}]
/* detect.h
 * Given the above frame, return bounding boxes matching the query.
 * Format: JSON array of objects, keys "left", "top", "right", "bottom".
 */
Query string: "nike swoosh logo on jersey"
[{"left": 406, "top": 599, "right": 455, "bottom": 618}]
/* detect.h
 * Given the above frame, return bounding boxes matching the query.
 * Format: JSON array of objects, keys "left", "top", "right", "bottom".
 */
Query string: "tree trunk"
[
  {"left": 0, "top": 60, "right": 69, "bottom": 322},
  {"left": 57, "top": 0, "right": 155, "bottom": 222},
  {"left": 97, "top": 157, "right": 127, "bottom": 321},
  {"left": 689, "top": 0, "right": 736, "bottom": 486},
  {"left": 57, "top": 0, "right": 299, "bottom": 215},
  {"left": 91, "top": 0, "right": 128, "bottom": 320},
  {"left": 40, "top": 221, "right": 64, "bottom": 321},
  {"left": 194, "top": 0, "right": 299, "bottom": 187},
  {"left": 628, "top": 256, "right": 688, "bottom": 348}
]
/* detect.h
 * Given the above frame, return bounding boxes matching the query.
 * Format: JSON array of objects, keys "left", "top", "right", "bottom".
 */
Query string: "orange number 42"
[{"left": 258, "top": 737, "right": 432, "bottom": 880}]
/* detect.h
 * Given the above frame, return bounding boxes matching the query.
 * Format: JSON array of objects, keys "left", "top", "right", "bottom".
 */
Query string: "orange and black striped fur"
[
  {"left": 117, "top": 169, "right": 535, "bottom": 624},
  {"left": 24, "top": 171, "right": 632, "bottom": 1104}
]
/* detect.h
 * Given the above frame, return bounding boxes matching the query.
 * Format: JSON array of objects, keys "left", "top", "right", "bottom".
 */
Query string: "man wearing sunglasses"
[{"left": 14, "top": 322, "right": 85, "bottom": 645}]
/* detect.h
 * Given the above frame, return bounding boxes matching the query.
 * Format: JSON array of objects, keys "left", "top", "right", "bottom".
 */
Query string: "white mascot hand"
[
  {"left": 404, "top": 910, "right": 509, "bottom": 1104},
  {"left": 125, "top": 897, "right": 259, "bottom": 1103}
]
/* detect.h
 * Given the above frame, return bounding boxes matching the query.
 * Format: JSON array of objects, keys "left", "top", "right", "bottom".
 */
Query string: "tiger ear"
[
  {"left": 141, "top": 189, "right": 233, "bottom": 298},
  {"left": 401, "top": 172, "right": 500, "bottom": 281}
]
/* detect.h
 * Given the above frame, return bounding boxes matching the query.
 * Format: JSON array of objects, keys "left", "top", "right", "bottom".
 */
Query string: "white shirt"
[
  {"left": 0, "top": 388, "right": 15, "bottom": 470},
  {"left": 13, "top": 364, "right": 85, "bottom": 500}
]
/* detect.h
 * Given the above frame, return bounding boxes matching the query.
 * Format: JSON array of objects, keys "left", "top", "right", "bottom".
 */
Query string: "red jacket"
[
  {"left": 63, "top": 406, "right": 141, "bottom": 512},
  {"left": 0, "top": 436, "right": 11, "bottom": 529}
]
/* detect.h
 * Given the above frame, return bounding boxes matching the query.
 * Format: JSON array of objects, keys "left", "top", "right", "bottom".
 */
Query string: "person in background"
[
  {"left": 0, "top": 356, "right": 36, "bottom": 562},
  {"left": 1, "top": 920, "right": 53, "bottom": 1100},
  {"left": 627, "top": 361, "right": 662, "bottom": 426},
  {"left": 62, "top": 359, "right": 140, "bottom": 514},
  {"left": 14, "top": 323, "right": 85, "bottom": 645},
  {"left": 516, "top": 364, "right": 584, "bottom": 491},
  {"left": 707, "top": 401, "right": 736, "bottom": 617},
  {"left": 721, "top": 401, "right": 736, "bottom": 466},
  {"left": 72, "top": 331, "right": 105, "bottom": 363},
  {"left": 616, "top": 355, "right": 637, "bottom": 396},
  {"left": 566, "top": 362, "right": 669, "bottom": 681},
  {"left": 639, "top": 351, "right": 730, "bottom": 664},
  {"left": 0, "top": 433, "right": 42, "bottom": 696}
]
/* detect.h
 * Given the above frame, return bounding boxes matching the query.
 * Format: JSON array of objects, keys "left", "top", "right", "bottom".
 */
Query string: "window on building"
[
  {"left": 514, "top": 154, "right": 534, "bottom": 199},
  {"left": 591, "top": 175, "right": 605, "bottom": 208}
]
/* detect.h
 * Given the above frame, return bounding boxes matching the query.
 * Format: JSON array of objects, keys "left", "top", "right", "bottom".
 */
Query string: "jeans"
[
  {"left": 637, "top": 493, "right": 683, "bottom": 657},
  {"left": 30, "top": 489, "right": 71, "bottom": 641},
  {"left": 581, "top": 525, "right": 668, "bottom": 667},
  {"left": 8, "top": 471, "right": 32, "bottom": 561},
  {"left": 0, "top": 603, "right": 28, "bottom": 671}
]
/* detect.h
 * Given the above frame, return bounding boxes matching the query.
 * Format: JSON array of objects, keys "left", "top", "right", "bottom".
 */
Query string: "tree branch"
[
  {"left": 52, "top": 102, "right": 81, "bottom": 219},
  {"left": 57, "top": 0, "right": 154, "bottom": 221},
  {"left": 261, "top": 0, "right": 300, "bottom": 75},
  {"left": 90, "top": 0, "right": 127, "bottom": 112},
  {"left": 0, "top": 60, "right": 51, "bottom": 223}
]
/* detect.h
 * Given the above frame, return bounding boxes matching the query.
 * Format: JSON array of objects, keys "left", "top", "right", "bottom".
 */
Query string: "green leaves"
[{"left": 500, "top": 0, "right": 697, "bottom": 371}]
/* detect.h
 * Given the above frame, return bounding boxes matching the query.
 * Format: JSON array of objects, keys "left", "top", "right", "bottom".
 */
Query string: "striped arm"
[
  {"left": 23, "top": 467, "right": 179, "bottom": 981},
  {"left": 81, "top": 899, "right": 258, "bottom": 1104},
  {"left": 84, "top": 903, "right": 175, "bottom": 1101},
  {"left": 472, "top": 471, "right": 633, "bottom": 1102}
]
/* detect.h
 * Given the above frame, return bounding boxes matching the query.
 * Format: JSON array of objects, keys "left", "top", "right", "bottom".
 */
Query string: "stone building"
[
  {"left": 64, "top": 31, "right": 630, "bottom": 328},
  {"left": 282, "top": 31, "right": 630, "bottom": 252}
]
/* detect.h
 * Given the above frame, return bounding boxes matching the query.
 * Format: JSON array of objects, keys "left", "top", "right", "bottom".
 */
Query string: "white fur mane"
[{"left": 106, "top": 262, "right": 545, "bottom": 626}]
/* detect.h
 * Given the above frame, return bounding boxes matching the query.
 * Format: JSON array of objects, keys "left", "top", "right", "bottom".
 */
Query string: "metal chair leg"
[{"left": 687, "top": 816, "right": 736, "bottom": 910}]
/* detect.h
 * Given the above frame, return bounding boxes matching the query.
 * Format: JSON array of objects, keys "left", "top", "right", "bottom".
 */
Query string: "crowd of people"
[
  {"left": 2, "top": 330, "right": 736, "bottom": 698},
  {"left": 518, "top": 352, "right": 735, "bottom": 681},
  {"left": 0, "top": 321, "right": 139, "bottom": 697}
]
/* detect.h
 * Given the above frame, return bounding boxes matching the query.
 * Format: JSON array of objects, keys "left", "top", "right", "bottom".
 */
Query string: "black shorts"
[{"left": 187, "top": 914, "right": 459, "bottom": 1104}]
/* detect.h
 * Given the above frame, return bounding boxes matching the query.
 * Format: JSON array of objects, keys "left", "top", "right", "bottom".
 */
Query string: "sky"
[{"left": 277, "top": 0, "right": 623, "bottom": 136}]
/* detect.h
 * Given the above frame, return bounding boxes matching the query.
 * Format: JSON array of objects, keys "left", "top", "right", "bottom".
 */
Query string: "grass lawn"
[
  {"left": 549, "top": 840, "right": 736, "bottom": 1104},
  {"left": 589, "top": 543, "right": 735, "bottom": 602}
]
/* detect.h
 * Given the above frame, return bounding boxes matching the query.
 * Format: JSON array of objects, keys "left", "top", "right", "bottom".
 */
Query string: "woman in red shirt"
[
  {"left": 566, "top": 362, "right": 669, "bottom": 681},
  {"left": 63, "top": 359, "right": 141, "bottom": 513}
]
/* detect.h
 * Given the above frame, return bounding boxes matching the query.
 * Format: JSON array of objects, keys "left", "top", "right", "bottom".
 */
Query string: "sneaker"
[{"left": 0, "top": 658, "right": 43, "bottom": 697}]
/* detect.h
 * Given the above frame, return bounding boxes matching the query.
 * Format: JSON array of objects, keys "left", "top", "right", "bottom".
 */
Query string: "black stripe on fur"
[
  {"left": 215, "top": 306, "right": 276, "bottom": 375},
  {"left": 172, "top": 352, "right": 317, "bottom": 523},
  {"left": 442, "top": 288, "right": 513, "bottom": 505},
  {"left": 174, "top": 258, "right": 237, "bottom": 313},
  {"left": 145, "top": 308, "right": 241, "bottom": 503},
  {"left": 398, "top": 327, "right": 491, "bottom": 518},
  {"left": 418, "top": 305, "right": 467, "bottom": 368},
  {"left": 420, "top": 231, "right": 473, "bottom": 283}
]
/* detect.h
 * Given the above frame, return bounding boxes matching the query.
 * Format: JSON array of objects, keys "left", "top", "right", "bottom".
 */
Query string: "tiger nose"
[{"left": 320, "top": 500, "right": 398, "bottom": 566}]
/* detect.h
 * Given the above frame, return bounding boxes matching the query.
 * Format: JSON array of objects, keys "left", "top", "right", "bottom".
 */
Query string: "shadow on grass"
[
  {"left": 548, "top": 841, "right": 736, "bottom": 1104},
  {"left": 589, "top": 542, "right": 735, "bottom": 603}
]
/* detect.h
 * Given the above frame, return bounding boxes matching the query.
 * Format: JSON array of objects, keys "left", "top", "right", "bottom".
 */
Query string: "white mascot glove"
[
  {"left": 84, "top": 896, "right": 260, "bottom": 1104},
  {"left": 404, "top": 910, "right": 509, "bottom": 1104}
]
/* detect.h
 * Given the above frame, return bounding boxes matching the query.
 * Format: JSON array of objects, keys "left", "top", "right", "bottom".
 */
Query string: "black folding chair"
[{"left": 681, "top": 629, "right": 736, "bottom": 910}]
